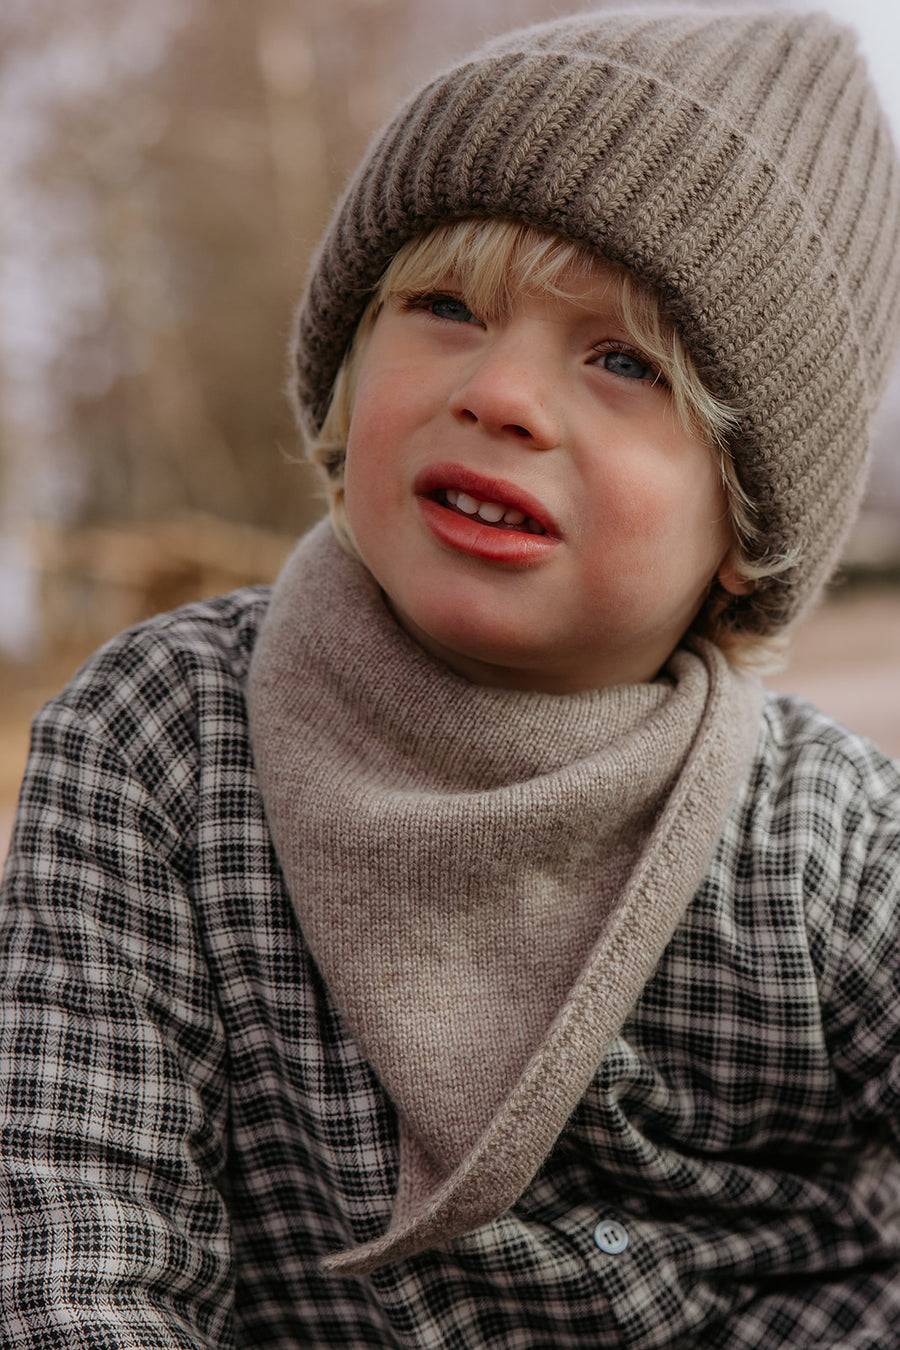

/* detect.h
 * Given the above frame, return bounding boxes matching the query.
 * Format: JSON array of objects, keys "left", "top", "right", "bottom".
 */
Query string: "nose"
[{"left": 448, "top": 327, "right": 561, "bottom": 450}]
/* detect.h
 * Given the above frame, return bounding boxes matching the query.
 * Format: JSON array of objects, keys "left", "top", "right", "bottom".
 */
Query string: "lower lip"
[{"left": 417, "top": 497, "right": 559, "bottom": 565}]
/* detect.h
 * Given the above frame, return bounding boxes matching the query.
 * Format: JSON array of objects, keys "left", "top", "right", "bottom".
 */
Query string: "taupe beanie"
[{"left": 292, "top": 7, "right": 900, "bottom": 634}]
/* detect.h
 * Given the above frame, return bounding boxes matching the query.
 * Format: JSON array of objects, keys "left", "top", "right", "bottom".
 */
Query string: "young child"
[{"left": 2, "top": 8, "right": 900, "bottom": 1347}]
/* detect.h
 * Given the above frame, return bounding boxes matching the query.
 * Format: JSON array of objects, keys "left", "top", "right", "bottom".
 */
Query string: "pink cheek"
[
  {"left": 350, "top": 386, "right": 425, "bottom": 460},
  {"left": 592, "top": 478, "right": 675, "bottom": 545},
  {"left": 346, "top": 414, "right": 396, "bottom": 488},
  {"left": 348, "top": 401, "right": 385, "bottom": 456}
]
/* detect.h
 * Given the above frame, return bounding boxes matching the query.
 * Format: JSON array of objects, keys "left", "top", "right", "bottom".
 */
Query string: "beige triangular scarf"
[{"left": 247, "top": 521, "right": 762, "bottom": 1274}]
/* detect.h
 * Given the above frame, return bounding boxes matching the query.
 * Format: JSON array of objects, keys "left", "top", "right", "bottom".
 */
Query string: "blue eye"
[
  {"left": 602, "top": 349, "right": 652, "bottom": 380},
  {"left": 430, "top": 295, "right": 475, "bottom": 323}
]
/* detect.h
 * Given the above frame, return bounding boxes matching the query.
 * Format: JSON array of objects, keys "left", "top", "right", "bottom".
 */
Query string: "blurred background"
[{"left": 2, "top": 0, "right": 900, "bottom": 851}]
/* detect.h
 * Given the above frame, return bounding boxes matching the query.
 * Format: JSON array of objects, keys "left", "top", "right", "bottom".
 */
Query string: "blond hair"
[{"left": 304, "top": 219, "right": 792, "bottom": 669}]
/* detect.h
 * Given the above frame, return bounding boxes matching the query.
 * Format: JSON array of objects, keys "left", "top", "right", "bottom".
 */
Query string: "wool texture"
[
  {"left": 247, "top": 522, "right": 762, "bottom": 1272},
  {"left": 291, "top": 8, "right": 900, "bottom": 635}
]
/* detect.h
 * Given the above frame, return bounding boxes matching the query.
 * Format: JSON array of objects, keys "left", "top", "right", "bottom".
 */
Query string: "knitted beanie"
[{"left": 291, "top": 8, "right": 900, "bottom": 634}]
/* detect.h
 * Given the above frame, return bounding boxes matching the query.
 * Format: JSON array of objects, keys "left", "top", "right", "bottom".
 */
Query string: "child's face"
[{"left": 343, "top": 260, "right": 743, "bottom": 691}]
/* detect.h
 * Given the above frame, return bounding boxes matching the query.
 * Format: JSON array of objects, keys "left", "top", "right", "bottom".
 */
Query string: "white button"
[{"left": 594, "top": 1220, "right": 628, "bottom": 1254}]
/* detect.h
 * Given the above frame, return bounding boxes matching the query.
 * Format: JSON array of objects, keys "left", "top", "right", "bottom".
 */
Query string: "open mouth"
[
  {"left": 413, "top": 463, "right": 560, "bottom": 562},
  {"left": 434, "top": 487, "right": 547, "bottom": 534}
]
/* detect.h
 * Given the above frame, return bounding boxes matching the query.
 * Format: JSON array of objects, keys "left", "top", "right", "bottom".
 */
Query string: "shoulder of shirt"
[
  {"left": 755, "top": 687, "right": 900, "bottom": 821},
  {"left": 35, "top": 584, "right": 273, "bottom": 734}
]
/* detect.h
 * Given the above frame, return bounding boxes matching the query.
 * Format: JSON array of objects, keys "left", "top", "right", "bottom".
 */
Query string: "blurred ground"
[{"left": 2, "top": 582, "right": 900, "bottom": 862}]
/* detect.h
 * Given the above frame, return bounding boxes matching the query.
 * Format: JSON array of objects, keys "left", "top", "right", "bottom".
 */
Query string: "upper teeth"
[{"left": 446, "top": 488, "right": 530, "bottom": 528}]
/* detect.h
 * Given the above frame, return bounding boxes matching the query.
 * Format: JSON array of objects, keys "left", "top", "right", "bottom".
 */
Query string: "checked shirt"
[{"left": 1, "top": 587, "right": 899, "bottom": 1348}]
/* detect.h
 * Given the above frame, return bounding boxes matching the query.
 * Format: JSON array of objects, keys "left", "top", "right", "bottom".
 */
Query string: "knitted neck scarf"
[{"left": 247, "top": 521, "right": 762, "bottom": 1274}]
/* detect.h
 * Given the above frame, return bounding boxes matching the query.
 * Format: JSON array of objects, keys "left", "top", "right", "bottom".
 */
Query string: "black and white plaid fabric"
[{"left": 1, "top": 589, "right": 899, "bottom": 1348}]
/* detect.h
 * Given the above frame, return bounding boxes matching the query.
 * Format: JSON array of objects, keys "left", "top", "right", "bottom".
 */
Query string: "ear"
[{"left": 717, "top": 553, "right": 754, "bottom": 596}]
